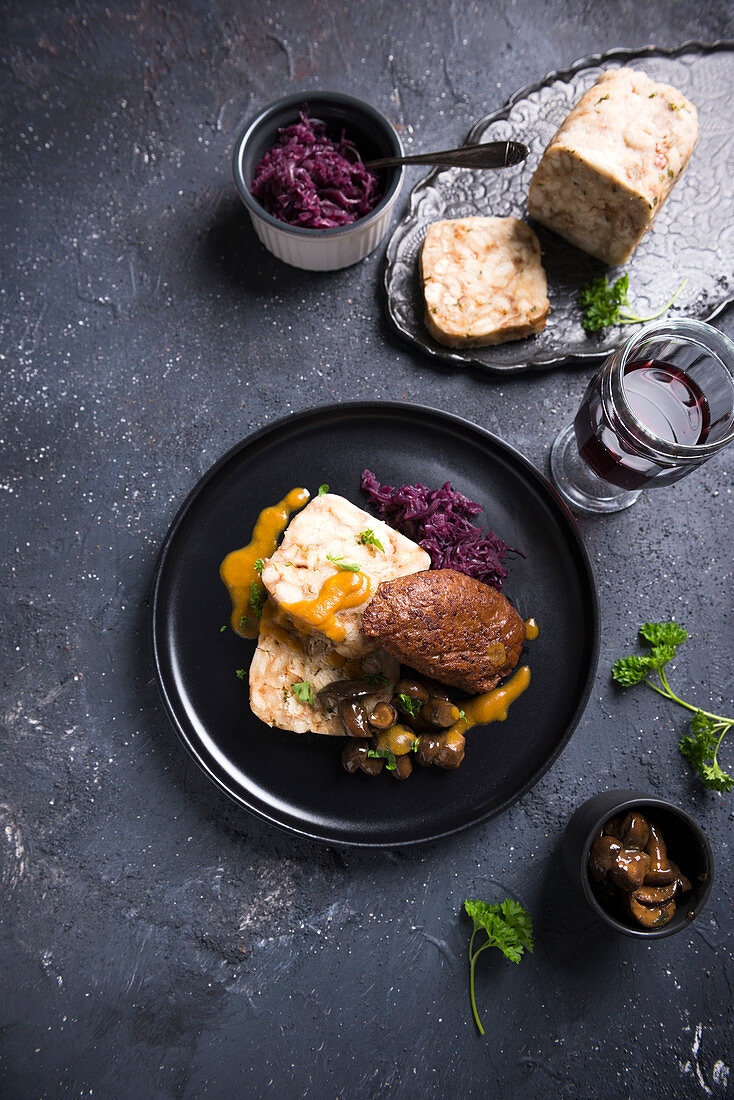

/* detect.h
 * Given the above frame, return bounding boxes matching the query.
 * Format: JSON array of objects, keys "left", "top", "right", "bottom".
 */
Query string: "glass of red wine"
[{"left": 550, "top": 319, "right": 734, "bottom": 514}]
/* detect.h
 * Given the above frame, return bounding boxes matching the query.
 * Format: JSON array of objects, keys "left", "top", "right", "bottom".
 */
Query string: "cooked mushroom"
[
  {"left": 620, "top": 811, "right": 650, "bottom": 851},
  {"left": 359, "top": 752, "right": 384, "bottom": 776},
  {"left": 588, "top": 835, "right": 623, "bottom": 881},
  {"left": 676, "top": 871, "right": 692, "bottom": 894},
  {"left": 633, "top": 882, "right": 678, "bottom": 907},
  {"left": 395, "top": 677, "right": 430, "bottom": 703},
  {"left": 341, "top": 739, "right": 368, "bottom": 773},
  {"left": 318, "top": 679, "right": 374, "bottom": 701},
  {"left": 644, "top": 859, "right": 680, "bottom": 886},
  {"left": 339, "top": 698, "right": 372, "bottom": 738},
  {"left": 392, "top": 754, "right": 413, "bottom": 780},
  {"left": 433, "top": 730, "right": 466, "bottom": 770},
  {"left": 608, "top": 848, "right": 650, "bottom": 892},
  {"left": 368, "top": 701, "right": 398, "bottom": 730},
  {"left": 645, "top": 822, "right": 668, "bottom": 863},
  {"left": 602, "top": 815, "right": 625, "bottom": 838},
  {"left": 627, "top": 894, "right": 676, "bottom": 929},
  {"left": 421, "top": 699, "right": 462, "bottom": 728},
  {"left": 415, "top": 733, "right": 441, "bottom": 767},
  {"left": 371, "top": 723, "right": 415, "bottom": 757}
]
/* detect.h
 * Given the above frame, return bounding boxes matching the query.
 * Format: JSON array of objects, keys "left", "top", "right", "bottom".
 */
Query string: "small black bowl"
[{"left": 561, "top": 790, "right": 714, "bottom": 939}]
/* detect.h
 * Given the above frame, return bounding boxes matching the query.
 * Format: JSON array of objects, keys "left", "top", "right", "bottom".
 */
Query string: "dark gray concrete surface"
[{"left": 1, "top": 2, "right": 732, "bottom": 1097}]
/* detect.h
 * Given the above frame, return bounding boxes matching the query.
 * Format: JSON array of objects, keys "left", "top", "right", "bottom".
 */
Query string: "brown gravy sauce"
[
  {"left": 219, "top": 487, "right": 309, "bottom": 639},
  {"left": 281, "top": 570, "right": 372, "bottom": 645},
  {"left": 449, "top": 664, "right": 531, "bottom": 737}
]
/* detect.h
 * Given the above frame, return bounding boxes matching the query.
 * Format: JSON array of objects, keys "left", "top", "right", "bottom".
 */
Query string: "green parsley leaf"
[
  {"left": 318, "top": 484, "right": 329, "bottom": 496},
  {"left": 235, "top": 668, "right": 246, "bottom": 680},
  {"left": 411, "top": 738, "right": 421, "bottom": 753},
  {"left": 680, "top": 711, "right": 734, "bottom": 793},
  {"left": 326, "top": 554, "right": 361, "bottom": 573},
  {"left": 220, "top": 624, "right": 227, "bottom": 632},
  {"left": 611, "top": 655, "right": 652, "bottom": 686},
  {"left": 363, "top": 672, "right": 390, "bottom": 687},
  {"left": 398, "top": 694, "right": 422, "bottom": 718},
  {"left": 249, "top": 579, "right": 267, "bottom": 620},
  {"left": 254, "top": 558, "right": 264, "bottom": 575},
  {"left": 647, "top": 643, "right": 680, "bottom": 672},
  {"left": 613, "top": 622, "right": 733, "bottom": 793},
  {"left": 464, "top": 897, "right": 534, "bottom": 1035},
  {"left": 578, "top": 273, "right": 687, "bottom": 333},
  {"left": 368, "top": 748, "right": 396, "bottom": 770},
  {"left": 291, "top": 681, "right": 315, "bottom": 705},
  {"left": 358, "top": 529, "right": 385, "bottom": 553},
  {"left": 639, "top": 622, "right": 688, "bottom": 648}
]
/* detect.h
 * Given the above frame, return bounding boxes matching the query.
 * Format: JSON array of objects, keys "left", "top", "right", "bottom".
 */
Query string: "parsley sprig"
[
  {"left": 578, "top": 273, "right": 686, "bottom": 333},
  {"left": 364, "top": 672, "right": 390, "bottom": 687},
  {"left": 368, "top": 747, "right": 396, "bottom": 770},
  {"left": 612, "top": 622, "right": 733, "bottom": 793},
  {"left": 326, "top": 554, "right": 361, "bottom": 572},
  {"left": 397, "top": 694, "right": 422, "bottom": 719},
  {"left": 249, "top": 579, "right": 267, "bottom": 620},
  {"left": 291, "top": 681, "right": 315, "bottom": 705},
  {"left": 358, "top": 529, "right": 385, "bottom": 553},
  {"left": 464, "top": 898, "right": 533, "bottom": 1036}
]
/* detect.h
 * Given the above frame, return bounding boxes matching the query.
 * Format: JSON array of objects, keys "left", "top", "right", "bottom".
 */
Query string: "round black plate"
[{"left": 151, "top": 402, "right": 599, "bottom": 847}]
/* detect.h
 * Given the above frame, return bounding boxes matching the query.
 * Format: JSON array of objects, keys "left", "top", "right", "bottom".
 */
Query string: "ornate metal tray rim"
[{"left": 384, "top": 40, "right": 734, "bottom": 375}]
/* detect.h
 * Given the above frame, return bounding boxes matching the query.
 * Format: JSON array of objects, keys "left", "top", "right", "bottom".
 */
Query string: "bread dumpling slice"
[{"left": 420, "top": 216, "right": 549, "bottom": 347}]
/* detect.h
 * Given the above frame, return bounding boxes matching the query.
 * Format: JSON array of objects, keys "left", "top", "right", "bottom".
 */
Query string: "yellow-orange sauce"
[
  {"left": 448, "top": 665, "right": 531, "bottom": 737},
  {"left": 219, "top": 487, "right": 309, "bottom": 638},
  {"left": 281, "top": 570, "right": 372, "bottom": 645},
  {"left": 525, "top": 617, "right": 539, "bottom": 641}
]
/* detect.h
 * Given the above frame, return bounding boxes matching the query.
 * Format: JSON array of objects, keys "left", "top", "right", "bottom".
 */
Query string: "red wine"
[{"left": 574, "top": 359, "right": 711, "bottom": 490}]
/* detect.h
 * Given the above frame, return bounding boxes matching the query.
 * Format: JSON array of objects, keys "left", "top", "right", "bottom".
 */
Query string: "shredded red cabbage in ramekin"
[
  {"left": 361, "top": 469, "right": 520, "bottom": 591},
  {"left": 251, "top": 111, "right": 382, "bottom": 229}
]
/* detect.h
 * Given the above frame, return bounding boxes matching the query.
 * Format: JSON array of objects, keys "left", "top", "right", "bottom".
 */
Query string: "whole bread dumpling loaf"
[{"left": 528, "top": 67, "right": 699, "bottom": 266}]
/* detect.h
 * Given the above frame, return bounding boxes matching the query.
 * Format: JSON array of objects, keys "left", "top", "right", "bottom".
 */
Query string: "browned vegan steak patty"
[{"left": 360, "top": 568, "right": 526, "bottom": 693}]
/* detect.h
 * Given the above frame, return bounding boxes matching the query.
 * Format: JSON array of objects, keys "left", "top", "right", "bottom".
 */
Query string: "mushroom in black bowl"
[{"left": 561, "top": 790, "right": 714, "bottom": 939}]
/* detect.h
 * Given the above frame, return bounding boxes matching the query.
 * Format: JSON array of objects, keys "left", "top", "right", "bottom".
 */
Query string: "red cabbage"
[
  {"left": 360, "top": 469, "right": 520, "bottom": 591},
  {"left": 251, "top": 111, "right": 382, "bottom": 229}
]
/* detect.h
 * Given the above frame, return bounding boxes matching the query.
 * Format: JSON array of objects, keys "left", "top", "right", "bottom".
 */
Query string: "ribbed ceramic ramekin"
[{"left": 232, "top": 91, "right": 404, "bottom": 271}]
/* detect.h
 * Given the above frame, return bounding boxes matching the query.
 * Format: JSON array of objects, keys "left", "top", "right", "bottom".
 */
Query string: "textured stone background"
[{"left": 1, "top": 2, "right": 732, "bottom": 1097}]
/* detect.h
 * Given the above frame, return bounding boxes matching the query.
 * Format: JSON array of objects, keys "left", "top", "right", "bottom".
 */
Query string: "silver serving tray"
[{"left": 384, "top": 41, "right": 734, "bottom": 374}]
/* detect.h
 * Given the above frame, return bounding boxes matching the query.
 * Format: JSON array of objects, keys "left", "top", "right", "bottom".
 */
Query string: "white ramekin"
[{"left": 232, "top": 91, "right": 405, "bottom": 271}]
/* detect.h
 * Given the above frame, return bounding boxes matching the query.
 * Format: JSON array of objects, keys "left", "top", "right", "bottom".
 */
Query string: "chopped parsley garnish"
[
  {"left": 398, "top": 694, "right": 422, "bottom": 718},
  {"left": 411, "top": 737, "right": 421, "bottom": 753},
  {"left": 464, "top": 898, "right": 534, "bottom": 1035},
  {"left": 578, "top": 272, "right": 687, "bottom": 333},
  {"left": 249, "top": 579, "right": 267, "bottom": 619},
  {"left": 254, "top": 558, "right": 264, "bottom": 574},
  {"left": 318, "top": 484, "right": 329, "bottom": 496},
  {"left": 235, "top": 668, "right": 246, "bottom": 680},
  {"left": 364, "top": 672, "right": 390, "bottom": 687},
  {"left": 358, "top": 529, "right": 385, "bottom": 553},
  {"left": 326, "top": 554, "right": 361, "bottom": 572},
  {"left": 368, "top": 748, "right": 396, "bottom": 770},
  {"left": 613, "top": 622, "right": 733, "bottom": 792},
  {"left": 220, "top": 624, "right": 227, "bottom": 632},
  {"left": 291, "top": 681, "right": 315, "bottom": 705}
]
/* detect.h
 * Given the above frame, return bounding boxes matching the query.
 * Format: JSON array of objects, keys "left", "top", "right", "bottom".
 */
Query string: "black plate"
[{"left": 151, "top": 402, "right": 599, "bottom": 847}]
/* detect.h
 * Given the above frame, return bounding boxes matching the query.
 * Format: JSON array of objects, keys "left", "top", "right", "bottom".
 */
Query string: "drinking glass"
[{"left": 550, "top": 319, "right": 734, "bottom": 514}]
